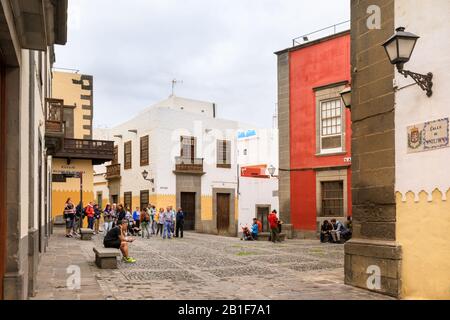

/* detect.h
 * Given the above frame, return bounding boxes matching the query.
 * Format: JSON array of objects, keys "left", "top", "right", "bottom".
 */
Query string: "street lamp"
[
  {"left": 382, "top": 27, "right": 433, "bottom": 97},
  {"left": 268, "top": 165, "right": 276, "bottom": 177},
  {"left": 141, "top": 170, "right": 154, "bottom": 184},
  {"left": 340, "top": 86, "right": 352, "bottom": 109}
]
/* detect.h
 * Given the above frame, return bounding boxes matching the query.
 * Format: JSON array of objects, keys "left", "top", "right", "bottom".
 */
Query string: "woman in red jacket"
[
  {"left": 268, "top": 210, "right": 280, "bottom": 243},
  {"left": 85, "top": 201, "right": 95, "bottom": 230}
]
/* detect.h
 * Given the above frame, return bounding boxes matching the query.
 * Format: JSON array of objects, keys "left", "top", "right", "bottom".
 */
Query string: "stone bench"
[
  {"left": 257, "top": 232, "right": 286, "bottom": 242},
  {"left": 80, "top": 228, "right": 94, "bottom": 240},
  {"left": 93, "top": 247, "right": 121, "bottom": 269}
]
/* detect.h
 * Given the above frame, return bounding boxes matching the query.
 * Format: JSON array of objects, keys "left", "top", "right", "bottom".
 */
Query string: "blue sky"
[{"left": 55, "top": 0, "right": 350, "bottom": 128}]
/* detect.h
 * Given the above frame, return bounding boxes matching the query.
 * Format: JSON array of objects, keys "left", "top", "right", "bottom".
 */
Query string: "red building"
[{"left": 275, "top": 30, "right": 352, "bottom": 238}]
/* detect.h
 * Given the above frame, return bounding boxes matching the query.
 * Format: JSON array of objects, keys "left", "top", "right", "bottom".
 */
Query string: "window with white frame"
[{"left": 320, "top": 98, "right": 343, "bottom": 153}]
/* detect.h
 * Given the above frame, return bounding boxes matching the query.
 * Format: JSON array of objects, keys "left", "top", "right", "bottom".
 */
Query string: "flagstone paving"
[{"left": 32, "top": 227, "right": 393, "bottom": 300}]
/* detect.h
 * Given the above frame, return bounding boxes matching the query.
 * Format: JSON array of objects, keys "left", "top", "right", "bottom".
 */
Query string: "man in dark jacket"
[{"left": 175, "top": 207, "right": 185, "bottom": 238}]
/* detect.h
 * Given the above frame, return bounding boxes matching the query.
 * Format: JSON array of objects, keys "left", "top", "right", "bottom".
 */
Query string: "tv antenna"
[{"left": 171, "top": 79, "right": 183, "bottom": 96}]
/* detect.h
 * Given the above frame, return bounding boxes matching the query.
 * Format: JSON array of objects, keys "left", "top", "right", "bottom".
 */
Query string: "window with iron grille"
[
  {"left": 320, "top": 99, "right": 343, "bottom": 153},
  {"left": 320, "top": 181, "right": 344, "bottom": 217},
  {"left": 140, "top": 135, "right": 149, "bottom": 166},
  {"left": 124, "top": 192, "right": 132, "bottom": 210},
  {"left": 217, "top": 140, "right": 231, "bottom": 168},
  {"left": 180, "top": 136, "right": 196, "bottom": 160},
  {"left": 140, "top": 190, "right": 149, "bottom": 210},
  {"left": 124, "top": 141, "right": 132, "bottom": 169}
]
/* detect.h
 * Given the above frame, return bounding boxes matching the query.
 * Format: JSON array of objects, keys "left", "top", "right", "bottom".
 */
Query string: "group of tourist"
[
  {"left": 63, "top": 198, "right": 186, "bottom": 240},
  {"left": 320, "top": 217, "right": 352, "bottom": 243},
  {"left": 241, "top": 210, "right": 283, "bottom": 243}
]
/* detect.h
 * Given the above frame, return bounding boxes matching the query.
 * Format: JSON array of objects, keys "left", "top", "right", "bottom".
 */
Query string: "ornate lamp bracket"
[{"left": 397, "top": 64, "right": 433, "bottom": 97}]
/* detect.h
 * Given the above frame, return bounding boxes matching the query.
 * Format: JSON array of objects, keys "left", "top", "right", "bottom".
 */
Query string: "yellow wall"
[
  {"left": 52, "top": 159, "right": 94, "bottom": 220},
  {"left": 201, "top": 195, "right": 213, "bottom": 220},
  {"left": 52, "top": 71, "right": 92, "bottom": 139},
  {"left": 115, "top": 193, "right": 238, "bottom": 224},
  {"left": 397, "top": 189, "right": 450, "bottom": 300}
]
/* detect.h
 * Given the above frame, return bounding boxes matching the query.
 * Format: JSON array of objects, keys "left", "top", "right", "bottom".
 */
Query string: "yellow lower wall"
[
  {"left": 51, "top": 159, "right": 94, "bottom": 220},
  {"left": 110, "top": 194, "right": 238, "bottom": 224},
  {"left": 201, "top": 195, "right": 213, "bottom": 220},
  {"left": 397, "top": 189, "right": 450, "bottom": 299}
]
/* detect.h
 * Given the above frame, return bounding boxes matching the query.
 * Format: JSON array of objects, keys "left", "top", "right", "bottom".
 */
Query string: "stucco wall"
[
  {"left": 93, "top": 99, "right": 259, "bottom": 231},
  {"left": 394, "top": 0, "right": 450, "bottom": 299},
  {"left": 51, "top": 159, "right": 94, "bottom": 220}
]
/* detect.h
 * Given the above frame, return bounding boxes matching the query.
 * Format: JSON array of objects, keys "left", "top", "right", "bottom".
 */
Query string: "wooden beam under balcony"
[{"left": 53, "top": 138, "right": 114, "bottom": 165}]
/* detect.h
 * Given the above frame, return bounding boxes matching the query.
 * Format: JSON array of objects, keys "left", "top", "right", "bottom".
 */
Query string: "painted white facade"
[
  {"left": 237, "top": 129, "right": 279, "bottom": 229},
  {"left": 94, "top": 96, "right": 277, "bottom": 236},
  {"left": 394, "top": 0, "right": 450, "bottom": 198},
  {"left": 94, "top": 96, "right": 245, "bottom": 198}
]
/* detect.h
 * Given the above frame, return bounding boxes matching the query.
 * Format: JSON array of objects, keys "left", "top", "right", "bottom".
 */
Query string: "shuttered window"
[
  {"left": 124, "top": 192, "right": 132, "bottom": 210},
  {"left": 217, "top": 140, "right": 231, "bottom": 168},
  {"left": 140, "top": 135, "right": 149, "bottom": 166},
  {"left": 124, "top": 141, "right": 132, "bottom": 170},
  {"left": 140, "top": 190, "right": 149, "bottom": 210},
  {"left": 180, "top": 136, "right": 196, "bottom": 160},
  {"left": 113, "top": 145, "right": 118, "bottom": 164}
]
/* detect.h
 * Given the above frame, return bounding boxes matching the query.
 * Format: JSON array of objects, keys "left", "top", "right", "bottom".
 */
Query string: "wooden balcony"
[
  {"left": 44, "top": 98, "right": 65, "bottom": 154},
  {"left": 53, "top": 138, "right": 114, "bottom": 165},
  {"left": 174, "top": 157, "right": 205, "bottom": 175},
  {"left": 45, "top": 98, "right": 65, "bottom": 136},
  {"left": 106, "top": 163, "right": 121, "bottom": 180}
]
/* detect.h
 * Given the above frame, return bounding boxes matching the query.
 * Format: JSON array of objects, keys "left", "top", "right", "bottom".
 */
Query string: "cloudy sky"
[{"left": 55, "top": 0, "right": 350, "bottom": 128}]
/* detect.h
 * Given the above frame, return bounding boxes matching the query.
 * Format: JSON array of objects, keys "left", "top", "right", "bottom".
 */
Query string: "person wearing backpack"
[{"left": 75, "top": 202, "right": 84, "bottom": 235}]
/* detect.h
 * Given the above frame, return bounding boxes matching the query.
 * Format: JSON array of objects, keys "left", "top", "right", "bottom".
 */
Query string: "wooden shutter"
[
  {"left": 124, "top": 141, "right": 132, "bottom": 169},
  {"left": 217, "top": 140, "right": 231, "bottom": 168},
  {"left": 124, "top": 192, "right": 132, "bottom": 210},
  {"left": 140, "top": 135, "right": 149, "bottom": 166}
]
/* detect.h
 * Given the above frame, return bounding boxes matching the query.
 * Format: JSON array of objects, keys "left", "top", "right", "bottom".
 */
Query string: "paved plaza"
[{"left": 32, "top": 227, "right": 392, "bottom": 300}]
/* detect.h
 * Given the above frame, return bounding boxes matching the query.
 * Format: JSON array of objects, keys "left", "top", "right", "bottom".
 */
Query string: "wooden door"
[
  {"left": 181, "top": 192, "right": 196, "bottom": 231},
  {"left": 257, "top": 206, "right": 270, "bottom": 232},
  {"left": 217, "top": 193, "right": 230, "bottom": 233}
]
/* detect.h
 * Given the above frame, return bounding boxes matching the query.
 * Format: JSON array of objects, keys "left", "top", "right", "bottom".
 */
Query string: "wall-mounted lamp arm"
[{"left": 397, "top": 66, "right": 433, "bottom": 97}]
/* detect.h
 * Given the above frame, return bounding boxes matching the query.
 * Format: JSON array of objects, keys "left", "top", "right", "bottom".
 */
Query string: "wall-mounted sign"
[
  {"left": 407, "top": 118, "right": 449, "bottom": 153},
  {"left": 237, "top": 129, "right": 257, "bottom": 139}
]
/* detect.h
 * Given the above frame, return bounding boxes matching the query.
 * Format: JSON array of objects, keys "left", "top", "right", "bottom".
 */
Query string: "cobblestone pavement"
[{"left": 32, "top": 227, "right": 392, "bottom": 300}]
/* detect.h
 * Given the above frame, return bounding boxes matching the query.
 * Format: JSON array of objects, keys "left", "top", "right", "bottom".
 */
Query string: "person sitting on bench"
[
  {"left": 320, "top": 220, "right": 333, "bottom": 243},
  {"left": 330, "top": 218, "right": 350, "bottom": 243},
  {"left": 251, "top": 218, "right": 259, "bottom": 240},
  {"left": 103, "top": 220, "right": 136, "bottom": 263}
]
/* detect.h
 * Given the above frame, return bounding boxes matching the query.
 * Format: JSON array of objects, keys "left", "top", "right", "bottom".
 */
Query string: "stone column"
[
  {"left": 3, "top": 66, "right": 29, "bottom": 300},
  {"left": 345, "top": 0, "right": 402, "bottom": 298},
  {"left": 276, "top": 52, "right": 293, "bottom": 238}
]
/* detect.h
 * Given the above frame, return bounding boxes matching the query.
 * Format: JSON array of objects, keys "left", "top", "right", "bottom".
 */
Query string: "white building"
[
  {"left": 94, "top": 96, "right": 277, "bottom": 237},
  {"left": 237, "top": 129, "right": 279, "bottom": 232},
  {"left": 393, "top": 0, "right": 450, "bottom": 299}
]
